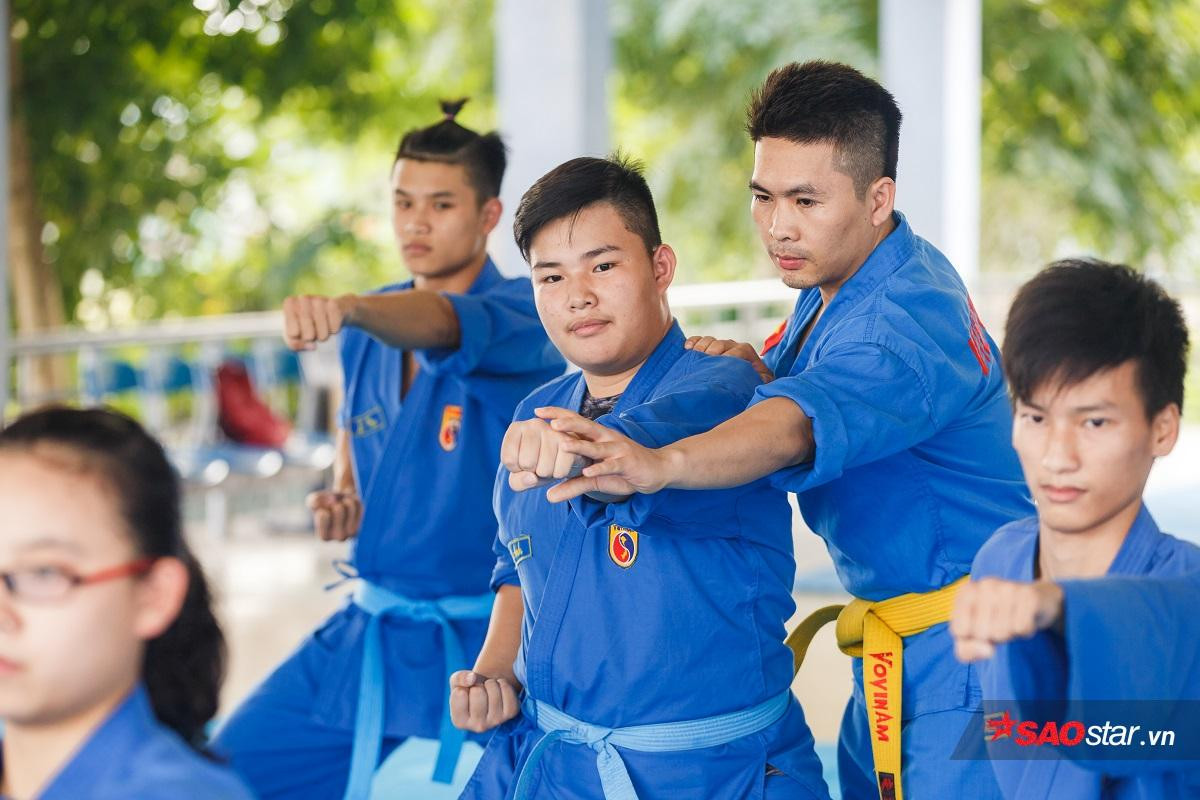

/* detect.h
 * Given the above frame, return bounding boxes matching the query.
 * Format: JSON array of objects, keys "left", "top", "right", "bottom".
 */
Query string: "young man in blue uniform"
[
  {"left": 212, "top": 101, "right": 565, "bottom": 800},
  {"left": 545, "top": 62, "right": 1034, "bottom": 799},
  {"left": 450, "top": 156, "right": 831, "bottom": 799},
  {"left": 951, "top": 259, "right": 1200, "bottom": 798}
]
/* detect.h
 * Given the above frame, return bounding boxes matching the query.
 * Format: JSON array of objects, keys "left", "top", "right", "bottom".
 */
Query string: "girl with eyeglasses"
[{"left": 0, "top": 407, "right": 255, "bottom": 799}]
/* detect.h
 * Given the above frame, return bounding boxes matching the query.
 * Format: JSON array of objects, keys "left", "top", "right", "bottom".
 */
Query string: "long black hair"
[{"left": 0, "top": 406, "right": 226, "bottom": 748}]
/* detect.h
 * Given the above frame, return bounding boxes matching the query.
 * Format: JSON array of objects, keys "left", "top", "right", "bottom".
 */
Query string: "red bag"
[{"left": 215, "top": 359, "right": 291, "bottom": 448}]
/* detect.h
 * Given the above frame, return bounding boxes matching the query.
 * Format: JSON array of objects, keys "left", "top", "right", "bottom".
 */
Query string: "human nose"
[
  {"left": 769, "top": 202, "right": 801, "bottom": 243},
  {"left": 1040, "top": 421, "right": 1080, "bottom": 474},
  {"left": 0, "top": 579, "right": 22, "bottom": 634},
  {"left": 400, "top": 204, "right": 431, "bottom": 235},
  {"left": 567, "top": 274, "right": 597, "bottom": 311}
]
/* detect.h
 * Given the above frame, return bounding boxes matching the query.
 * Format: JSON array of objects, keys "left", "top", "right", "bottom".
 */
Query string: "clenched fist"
[
  {"left": 500, "top": 417, "right": 586, "bottom": 492},
  {"left": 949, "top": 577, "right": 1064, "bottom": 663},
  {"left": 305, "top": 490, "right": 363, "bottom": 541},
  {"left": 448, "top": 670, "right": 520, "bottom": 733},
  {"left": 282, "top": 294, "right": 357, "bottom": 351}
]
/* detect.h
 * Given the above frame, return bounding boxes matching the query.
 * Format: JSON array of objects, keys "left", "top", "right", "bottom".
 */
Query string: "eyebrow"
[
  {"left": 1019, "top": 400, "right": 1119, "bottom": 413},
  {"left": 393, "top": 189, "right": 456, "bottom": 199},
  {"left": 583, "top": 244, "right": 621, "bottom": 260},
  {"left": 532, "top": 244, "right": 622, "bottom": 271},
  {"left": 13, "top": 537, "right": 85, "bottom": 554},
  {"left": 1070, "top": 402, "right": 1118, "bottom": 413},
  {"left": 749, "top": 180, "right": 825, "bottom": 198}
]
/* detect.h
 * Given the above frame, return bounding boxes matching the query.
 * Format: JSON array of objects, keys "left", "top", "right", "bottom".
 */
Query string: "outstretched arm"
[
  {"left": 542, "top": 396, "right": 814, "bottom": 499},
  {"left": 282, "top": 290, "right": 460, "bottom": 352}
]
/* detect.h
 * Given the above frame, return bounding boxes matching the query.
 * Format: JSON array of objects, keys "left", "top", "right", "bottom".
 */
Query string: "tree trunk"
[{"left": 7, "top": 38, "right": 69, "bottom": 401}]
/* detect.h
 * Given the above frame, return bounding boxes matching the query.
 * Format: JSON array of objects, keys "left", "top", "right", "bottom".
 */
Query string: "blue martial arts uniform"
[
  {"left": 462, "top": 323, "right": 831, "bottom": 800},
  {"left": 0, "top": 685, "right": 255, "bottom": 800},
  {"left": 213, "top": 258, "right": 564, "bottom": 799},
  {"left": 752, "top": 213, "right": 1033, "bottom": 798},
  {"left": 972, "top": 506, "right": 1200, "bottom": 799}
]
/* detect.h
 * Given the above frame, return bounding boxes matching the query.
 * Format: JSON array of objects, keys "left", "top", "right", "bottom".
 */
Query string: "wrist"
[
  {"left": 659, "top": 444, "right": 687, "bottom": 490},
  {"left": 336, "top": 293, "right": 362, "bottom": 326},
  {"left": 471, "top": 658, "right": 519, "bottom": 687}
]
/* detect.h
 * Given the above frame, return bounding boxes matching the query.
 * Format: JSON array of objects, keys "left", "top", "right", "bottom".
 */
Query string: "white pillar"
[
  {"left": 0, "top": 0, "right": 10, "bottom": 420},
  {"left": 493, "top": 0, "right": 610, "bottom": 276},
  {"left": 880, "top": 0, "right": 981, "bottom": 288}
]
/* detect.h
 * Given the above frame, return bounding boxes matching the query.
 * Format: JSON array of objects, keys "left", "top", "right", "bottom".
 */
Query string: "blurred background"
[{"left": 4, "top": 0, "right": 1200, "bottom": 794}]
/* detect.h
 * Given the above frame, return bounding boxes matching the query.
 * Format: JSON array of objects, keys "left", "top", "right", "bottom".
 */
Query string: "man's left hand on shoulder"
[{"left": 684, "top": 336, "right": 774, "bottom": 383}]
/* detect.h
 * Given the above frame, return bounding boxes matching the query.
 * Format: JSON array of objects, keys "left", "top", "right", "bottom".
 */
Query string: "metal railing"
[{"left": 2, "top": 280, "right": 803, "bottom": 411}]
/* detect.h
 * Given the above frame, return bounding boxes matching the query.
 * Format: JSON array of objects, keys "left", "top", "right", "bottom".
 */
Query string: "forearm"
[
  {"left": 331, "top": 429, "right": 357, "bottom": 494},
  {"left": 472, "top": 584, "right": 524, "bottom": 687},
  {"left": 342, "top": 290, "right": 460, "bottom": 350},
  {"left": 661, "top": 397, "right": 813, "bottom": 490}
]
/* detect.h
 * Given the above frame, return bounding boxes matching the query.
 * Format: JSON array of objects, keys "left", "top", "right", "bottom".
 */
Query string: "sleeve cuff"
[
  {"left": 751, "top": 377, "right": 849, "bottom": 493},
  {"left": 415, "top": 292, "right": 491, "bottom": 376}
]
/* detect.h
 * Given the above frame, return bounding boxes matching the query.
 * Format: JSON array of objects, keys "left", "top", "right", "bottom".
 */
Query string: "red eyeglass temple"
[{"left": 76, "top": 557, "right": 158, "bottom": 586}]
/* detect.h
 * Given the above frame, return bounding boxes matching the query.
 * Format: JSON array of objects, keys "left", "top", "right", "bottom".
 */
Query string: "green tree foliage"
[
  {"left": 13, "top": 0, "right": 1200, "bottom": 330},
  {"left": 612, "top": 0, "right": 877, "bottom": 284},
  {"left": 981, "top": 0, "right": 1200, "bottom": 272},
  {"left": 12, "top": 0, "right": 491, "bottom": 326}
]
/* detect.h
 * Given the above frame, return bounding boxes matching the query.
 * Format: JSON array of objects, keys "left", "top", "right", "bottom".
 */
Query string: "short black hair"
[
  {"left": 1004, "top": 258, "right": 1189, "bottom": 418},
  {"left": 513, "top": 154, "right": 662, "bottom": 262},
  {"left": 395, "top": 98, "right": 507, "bottom": 201},
  {"left": 746, "top": 61, "right": 902, "bottom": 196}
]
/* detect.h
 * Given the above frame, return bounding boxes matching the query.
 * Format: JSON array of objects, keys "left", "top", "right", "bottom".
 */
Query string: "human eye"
[
  {"left": 434, "top": 201, "right": 454, "bottom": 211},
  {"left": 752, "top": 193, "right": 771, "bottom": 204},
  {"left": 796, "top": 197, "right": 817, "bottom": 208},
  {"left": 1084, "top": 417, "right": 1109, "bottom": 429},
  {"left": 593, "top": 262, "right": 615, "bottom": 273},
  {"left": 540, "top": 273, "right": 562, "bottom": 284},
  {"left": 9, "top": 565, "right": 75, "bottom": 601},
  {"left": 1018, "top": 411, "right": 1044, "bottom": 424},
  {"left": 394, "top": 197, "right": 411, "bottom": 209}
]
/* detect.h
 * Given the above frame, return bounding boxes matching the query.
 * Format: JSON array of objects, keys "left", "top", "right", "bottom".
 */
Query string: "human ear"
[
  {"left": 132, "top": 557, "right": 189, "bottom": 641},
  {"left": 651, "top": 243, "right": 677, "bottom": 294},
  {"left": 868, "top": 177, "right": 896, "bottom": 227},
  {"left": 480, "top": 197, "right": 503, "bottom": 235},
  {"left": 1150, "top": 403, "right": 1181, "bottom": 458}
]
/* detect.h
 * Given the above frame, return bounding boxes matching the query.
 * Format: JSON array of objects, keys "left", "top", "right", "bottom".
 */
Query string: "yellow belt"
[{"left": 786, "top": 576, "right": 968, "bottom": 800}]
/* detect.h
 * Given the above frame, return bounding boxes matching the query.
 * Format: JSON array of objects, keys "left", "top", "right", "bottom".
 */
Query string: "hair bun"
[{"left": 439, "top": 97, "right": 469, "bottom": 120}]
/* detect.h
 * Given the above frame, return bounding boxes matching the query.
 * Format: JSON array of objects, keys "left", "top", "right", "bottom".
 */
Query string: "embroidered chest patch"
[
  {"left": 508, "top": 535, "right": 532, "bottom": 567},
  {"left": 608, "top": 524, "right": 638, "bottom": 569},
  {"left": 349, "top": 406, "right": 386, "bottom": 438},
  {"left": 439, "top": 404, "right": 463, "bottom": 451}
]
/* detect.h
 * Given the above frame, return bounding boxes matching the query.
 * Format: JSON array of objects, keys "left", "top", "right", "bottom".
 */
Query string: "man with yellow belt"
[{"left": 543, "top": 61, "right": 1033, "bottom": 799}]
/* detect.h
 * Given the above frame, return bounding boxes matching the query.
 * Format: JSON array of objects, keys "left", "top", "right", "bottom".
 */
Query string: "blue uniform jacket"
[
  {"left": 311, "top": 258, "right": 564, "bottom": 736},
  {"left": 0, "top": 686, "right": 255, "bottom": 799},
  {"left": 753, "top": 213, "right": 1033, "bottom": 720},
  {"left": 972, "top": 506, "right": 1200, "bottom": 799},
  {"left": 463, "top": 323, "right": 830, "bottom": 800}
]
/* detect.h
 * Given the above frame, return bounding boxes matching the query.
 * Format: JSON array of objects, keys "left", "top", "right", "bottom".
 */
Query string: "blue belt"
[
  {"left": 341, "top": 581, "right": 493, "bottom": 800},
  {"left": 513, "top": 689, "right": 792, "bottom": 800}
]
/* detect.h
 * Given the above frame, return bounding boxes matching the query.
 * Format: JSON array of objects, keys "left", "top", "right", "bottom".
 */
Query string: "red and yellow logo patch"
[
  {"left": 761, "top": 318, "right": 788, "bottom": 356},
  {"left": 608, "top": 524, "right": 638, "bottom": 569},
  {"left": 438, "top": 405, "right": 462, "bottom": 452}
]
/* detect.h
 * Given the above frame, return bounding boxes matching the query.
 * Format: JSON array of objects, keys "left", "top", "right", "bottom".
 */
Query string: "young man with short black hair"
[
  {"left": 213, "top": 101, "right": 564, "bottom": 800},
  {"left": 951, "top": 258, "right": 1200, "bottom": 798},
  {"left": 453, "top": 155, "right": 831, "bottom": 800},
  {"left": 546, "top": 61, "right": 1034, "bottom": 799}
]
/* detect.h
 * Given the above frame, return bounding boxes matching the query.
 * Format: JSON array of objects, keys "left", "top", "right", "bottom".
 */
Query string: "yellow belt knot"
[{"left": 785, "top": 575, "right": 968, "bottom": 800}]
